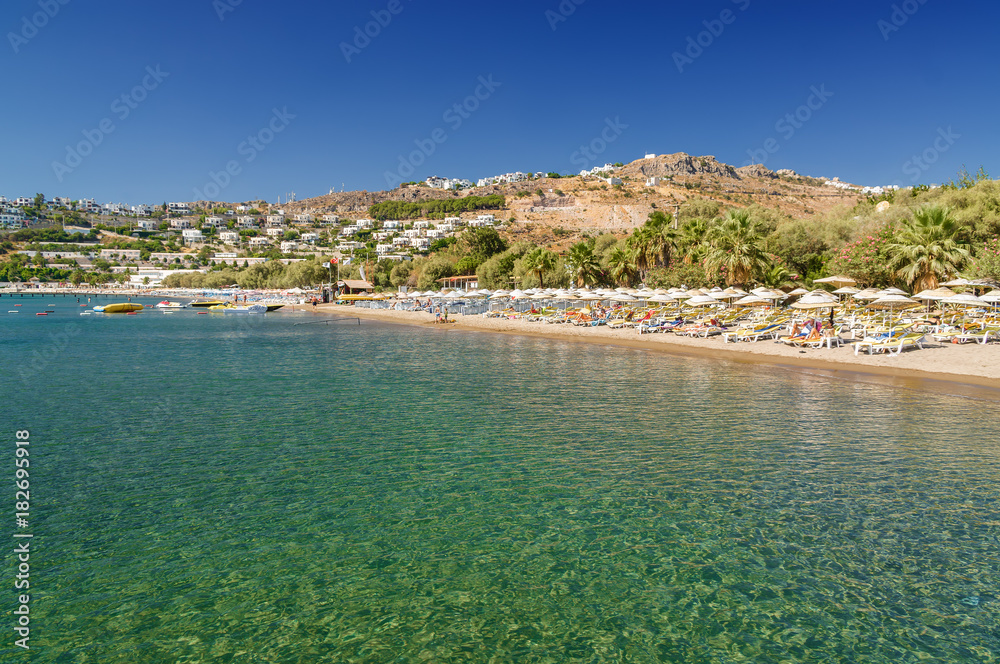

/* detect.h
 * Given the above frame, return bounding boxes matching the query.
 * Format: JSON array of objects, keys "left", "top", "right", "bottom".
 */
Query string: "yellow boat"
[
  {"left": 189, "top": 299, "right": 227, "bottom": 308},
  {"left": 93, "top": 303, "right": 144, "bottom": 313}
]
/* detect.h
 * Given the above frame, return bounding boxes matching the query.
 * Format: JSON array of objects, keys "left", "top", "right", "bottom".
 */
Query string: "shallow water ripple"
[{"left": 1, "top": 311, "right": 998, "bottom": 662}]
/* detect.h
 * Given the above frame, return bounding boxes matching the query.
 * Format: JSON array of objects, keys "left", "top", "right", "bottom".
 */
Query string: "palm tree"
[
  {"left": 677, "top": 217, "right": 709, "bottom": 264},
  {"left": 521, "top": 247, "right": 557, "bottom": 288},
  {"left": 702, "top": 209, "right": 770, "bottom": 286},
  {"left": 629, "top": 211, "right": 677, "bottom": 276},
  {"left": 566, "top": 241, "right": 601, "bottom": 287},
  {"left": 759, "top": 261, "right": 795, "bottom": 289},
  {"left": 887, "top": 206, "right": 970, "bottom": 291},
  {"left": 607, "top": 244, "right": 639, "bottom": 287}
]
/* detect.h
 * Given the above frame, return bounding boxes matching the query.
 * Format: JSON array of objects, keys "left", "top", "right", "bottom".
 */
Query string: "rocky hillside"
[{"left": 197, "top": 152, "right": 868, "bottom": 235}]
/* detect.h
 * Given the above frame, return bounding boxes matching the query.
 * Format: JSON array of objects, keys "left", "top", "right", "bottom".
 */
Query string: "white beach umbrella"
[
  {"left": 979, "top": 289, "right": 1000, "bottom": 303},
  {"left": 733, "top": 294, "right": 768, "bottom": 307},
  {"left": 814, "top": 275, "right": 857, "bottom": 288},
  {"left": 832, "top": 286, "right": 861, "bottom": 295},
  {"left": 913, "top": 287, "right": 954, "bottom": 302},
  {"left": 852, "top": 288, "right": 881, "bottom": 301},
  {"left": 866, "top": 294, "right": 920, "bottom": 310},
  {"left": 791, "top": 292, "right": 838, "bottom": 310},
  {"left": 610, "top": 292, "right": 637, "bottom": 302},
  {"left": 684, "top": 294, "right": 721, "bottom": 307},
  {"left": 941, "top": 293, "right": 988, "bottom": 308}
]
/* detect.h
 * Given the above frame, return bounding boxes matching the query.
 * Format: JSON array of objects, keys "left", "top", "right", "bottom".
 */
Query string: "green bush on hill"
[{"left": 369, "top": 195, "right": 505, "bottom": 220}]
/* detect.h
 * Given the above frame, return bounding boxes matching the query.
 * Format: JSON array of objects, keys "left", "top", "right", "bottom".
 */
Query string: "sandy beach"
[{"left": 310, "top": 303, "right": 1000, "bottom": 396}]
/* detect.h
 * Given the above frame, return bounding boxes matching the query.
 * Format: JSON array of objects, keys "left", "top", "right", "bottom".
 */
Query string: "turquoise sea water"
[{"left": 2, "top": 296, "right": 999, "bottom": 662}]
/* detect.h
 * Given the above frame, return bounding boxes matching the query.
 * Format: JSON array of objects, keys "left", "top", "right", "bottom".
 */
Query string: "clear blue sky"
[{"left": 3, "top": 0, "right": 997, "bottom": 205}]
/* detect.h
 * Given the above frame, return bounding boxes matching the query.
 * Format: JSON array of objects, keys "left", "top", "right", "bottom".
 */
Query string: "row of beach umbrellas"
[{"left": 394, "top": 274, "right": 1000, "bottom": 314}]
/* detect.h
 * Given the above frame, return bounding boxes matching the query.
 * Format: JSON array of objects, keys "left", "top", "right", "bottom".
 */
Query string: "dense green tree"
[
  {"left": 390, "top": 262, "right": 412, "bottom": 287},
  {"left": 416, "top": 256, "right": 455, "bottom": 290},
  {"left": 463, "top": 227, "right": 507, "bottom": 262},
  {"left": 476, "top": 243, "right": 531, "bottom": 289},
  {"left": 368, "top": 195, "right": 505, "bottom": 220}
]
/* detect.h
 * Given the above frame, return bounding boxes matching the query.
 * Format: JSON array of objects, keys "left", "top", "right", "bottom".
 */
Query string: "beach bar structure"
[
  {"left": 337, "top": 279, "right": 374, "bottom": 295},
  {"left": 438, "top": 275, "right": 480, "bottom": 290}
]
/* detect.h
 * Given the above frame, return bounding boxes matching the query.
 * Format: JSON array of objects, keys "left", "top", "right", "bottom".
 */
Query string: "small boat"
[
  {"left": 189, "top": 299, "right": 227, "bottom": 308},
  {"left": 8, "top": 310, "right": 18, "bottom": 314},
  {"left": 155, "top": 300, "right": 188, "bottom": 309},
  {"left": 36, "top": 312, "right": 48, "bottom": 316},
  {"left": 93, "top": 303, "right": 144, "bottom": 313},
  {"left": 263, "top": 303, "right": 285, "bottom": 311},
  {"left": 80, "top": 311, "right": 93, "bottom": 315}
]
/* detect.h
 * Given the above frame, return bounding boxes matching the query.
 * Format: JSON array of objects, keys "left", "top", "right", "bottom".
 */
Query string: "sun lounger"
[
  {"left": 944, "top": 328, "right": 998, "bottom": 344},
  {"left": 855, "top": 333, "right": 925, "bottom": 356},
  {"left": 724, "top": 322, "right": 785, "bottom": 343}
]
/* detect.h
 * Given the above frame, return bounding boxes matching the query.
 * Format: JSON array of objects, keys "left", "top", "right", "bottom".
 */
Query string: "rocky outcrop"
[
  {"left": 735, "top": 164, "right": 778, "bottom": 180},
  {"left": 622, "top": 152, "right": 740, "bottom": 180}
]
